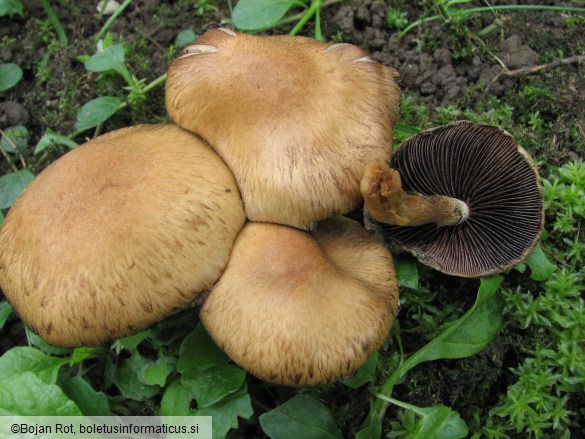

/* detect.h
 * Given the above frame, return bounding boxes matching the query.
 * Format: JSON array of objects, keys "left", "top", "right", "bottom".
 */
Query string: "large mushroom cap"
[
  {"left": 363, "top": 121, "right": 544, "bottom": 277},
  {"left": 0, "top": 124, "right": 245, "bottom": 346},
  {"left": 200, "top": 216, "right": 399, "bottom": 386},
  {"left": 166, "top": 28, "right": 400, "bottom": 228}
]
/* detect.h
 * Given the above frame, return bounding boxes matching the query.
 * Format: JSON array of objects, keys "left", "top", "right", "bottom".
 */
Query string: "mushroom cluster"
[
  {"left": 0, "top": 29, "right": 543, "bottom": 387},
  {"left": 0, "top": 29, "right": 401, "bottom": 386}
]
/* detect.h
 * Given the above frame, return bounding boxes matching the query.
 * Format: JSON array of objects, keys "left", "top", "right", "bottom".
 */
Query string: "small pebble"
[{"left": 96, "top": 0, "right": 121, "bottom": 15}]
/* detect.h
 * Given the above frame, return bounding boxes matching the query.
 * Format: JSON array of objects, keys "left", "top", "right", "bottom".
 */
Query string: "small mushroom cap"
[
  {"left": 200, "top": 216, "right": 399, "bottom": 386},
  {"left": 0, "top": 124, "right": 245, "bottom": 347},
  {"left": 366, "top": 121, "right": 544, "bottom": 277},
  {"left": 166, "top": 28, "right": 400, "bottom": 228}
]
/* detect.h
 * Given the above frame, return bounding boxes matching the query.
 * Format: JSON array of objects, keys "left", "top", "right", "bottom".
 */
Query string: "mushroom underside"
[{"left": 366, "top": 121, "right": 544, "bottom": 277}]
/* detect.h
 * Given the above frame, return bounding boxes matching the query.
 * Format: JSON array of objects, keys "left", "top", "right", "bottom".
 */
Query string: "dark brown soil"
[{"left": 1, "top": 1, "right": 583, "bottom": 168}]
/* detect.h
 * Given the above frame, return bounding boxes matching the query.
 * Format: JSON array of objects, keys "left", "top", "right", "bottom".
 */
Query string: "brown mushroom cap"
[
  {"left": 0, "top": 124, "right": 245, "bottom": 347},
  {"left": 166, "top": 28, "right": 400, "bottom": 228},
  {"left": 363, "top": 121, "right": 544, "bottom": 277},
  {"left": 199, "top": 216, "right": 399, "bottom": 386}
]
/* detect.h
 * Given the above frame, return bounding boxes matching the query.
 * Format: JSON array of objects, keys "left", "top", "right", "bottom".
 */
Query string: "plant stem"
[
  {"left": 142, "top": 72, "right": 167, "bottom": 94},
  {"left": 315, "top": 6, "right": 323, "bottom": 41},
  {"left": 400, "top": 15, "right": 443, "bottom": 37},
  {"left": 96, "top": 0, "right": 133, "bottom": 40},
  {"left": 0, "top": 145, "right": 19, "bottom": 173},
  {"left": 477, "top": 22, "right": 499, "bottom": 37},
  {"left": 246, "top": 0, "right": 341, "bottom": 35},
  {"left": 466, "top": 5, "right": 585, "bottom": 14},
  {"left": 289, "top": 0, "right": 324, "bottom": 36},
  {"left": 374, "top": 394, "right": 412, "bottom": 411},
  {"left": 503, "top": 54, "right": 585, "bottom": 77},
  {"left": 400, "top": 5, "right": 585, "bottom": 37},
  {"left": 359, "top": 330, "right": 414, "bottom": 431},
  {"left": 40, "top": 0, "right": 68, "bottom": 46},
  {"left": 0, "top": 128, "right": 23, "bottom": 172},
  {"left": 67, "top": 72, "right": 167, "bottom": 140}
]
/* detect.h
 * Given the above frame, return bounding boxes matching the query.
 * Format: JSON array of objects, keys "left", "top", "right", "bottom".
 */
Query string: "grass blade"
[{"left": 39, "top": 0, "right": 68, "bottom": 45}]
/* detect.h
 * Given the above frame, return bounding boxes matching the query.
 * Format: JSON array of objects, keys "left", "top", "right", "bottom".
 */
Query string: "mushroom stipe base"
[{"left": 362, "top": 159, "right": 470, "bottom": 227}]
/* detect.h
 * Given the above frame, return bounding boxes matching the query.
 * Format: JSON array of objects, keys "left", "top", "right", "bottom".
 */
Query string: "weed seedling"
[
  {"left": 357, "top": 275, "right": 504, "bottom": 439},
  {"left": 228, "top": 0, "right": 343, "bottom": 40}
]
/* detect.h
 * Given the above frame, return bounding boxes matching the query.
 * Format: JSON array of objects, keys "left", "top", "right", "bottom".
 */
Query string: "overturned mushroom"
[
  {"left": 166, "top": 28, "right": 400, "bottom": 228},
  {"left": 361, "top": 121, "right": 544, "bottom": 277},
  {"left": 0, "top": 124, "right": 245, "bottom": 346},
  {"left": 199, "top": 216, "right": 399, "bottom": 386}
]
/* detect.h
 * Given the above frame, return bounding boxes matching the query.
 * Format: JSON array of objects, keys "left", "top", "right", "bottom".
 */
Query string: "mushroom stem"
[{"left": 361, "top": 159, "right": 469, "bottom": 227}]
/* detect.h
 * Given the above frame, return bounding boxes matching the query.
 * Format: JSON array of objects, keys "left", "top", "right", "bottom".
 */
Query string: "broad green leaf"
[
  {"left": 0, "top": 63, "right": 23, "bottom": 92},
  {"left": 378, "top": 396, "right": 468, "bottom": 439},
  {"left": 411, "top": 405, "right": 467, "bottom": 439},
  {"left": 178, "top": 324, "right": 246, "bottom": 407},
  {"left": 1, "top": 125, "right": 29, "bottom": 153},
  {"left": 0, "top": 169, "right": 35, "bottom": 209},
  {"left": 0, "top": 301, "right": 12, "bottom": 329},
  {"left": 75, "top": 96, "right": 123, "bottom": 131},
  {"left": 394, "top": 257, "right": 419, "bottom": 289},
  {"left": 58, "top": 376, "right": 111, "bottom": 416},
  {"left": 0, "top": 210, "right": 3, "bottom": 226},
  {"left": 113, "top": 352, "right": 160, "bottom": 401},
  {"left": 197, "top": 385, "right": 253, "bottom": 439},
  {"left": 160, "top": 380, "right": 192, "bottom": 416},
  {"left": 103, "top": 32, "right": 114, "bottom": 47},
  {"left": 525, "top": 245, "right": 556, "bottom": 281},
  {"left": 0, "top": 372, "right": 82, "bottom": 415},
  {"left": 34, "top": 129, "right": 78, "bottom": 155},
  {"left": 260, "top": 394, "right": 343, "bottom": 439},
  {"left": 139, "top": 358, "right": 168, "bottom": 387},
  {"left": 103, "top": 356, "right": 117, "bottom": 390},
  {"left": 341, "top": 352, "right": 379, "bottom": 389},
  {"left": 394, "top": 126, "right": 420, "bottom": 143},
  {"left": 150, "top": 307, "right": 199, "bottom": 349},
  {"left": 178, "top": 324, "right": 232, "bottom": 378},
  {"left": 0, "top": 0, "right": 23, "bottom": 17},
  {"left": 394, "top": 123, "right": 421, "bottom": 137},
  {"left": 112, "top": 329, "right": 151, "bottom": 352},
  {"left": 182, "top": 365, "right": 246, "bottom": 408},
  {"left": 175, "top": 29, "right": 197, "bottom": 47},
  {"left": 83, "top": 43, "right": 132, "bottom": 84},
  {"left": 70, "top": 347, "right": 106, "bottom": 366},
  {"left": 232, "top": 0, "right": 302, "bottom": 30},
  {"left": 514, "top": 261, "right": 527, "bottom": 273},
  {"left": 0, "top": 347, "right": 69, "bottom": 384},
  {"left": 25, "top": 329, "right": 72, "bottom": 356},
  {"left": 356, "top": 413, "right": 383, "bottom": 439},
  {"left": 396, "top": 276, "right": 503, "bottom": 380}
]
